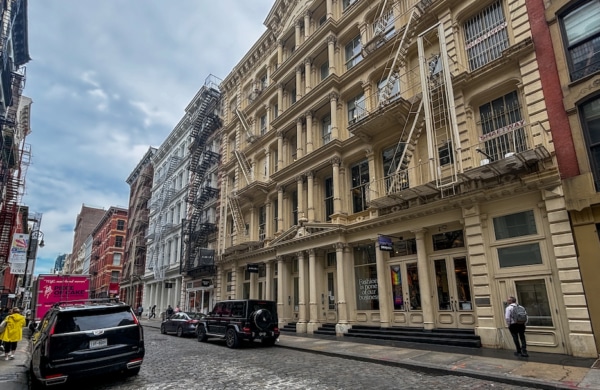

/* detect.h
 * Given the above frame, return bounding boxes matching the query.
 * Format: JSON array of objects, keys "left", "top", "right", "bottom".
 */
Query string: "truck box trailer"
[{"left": 31, "top": 274, "right": 91, "bottom": 322}]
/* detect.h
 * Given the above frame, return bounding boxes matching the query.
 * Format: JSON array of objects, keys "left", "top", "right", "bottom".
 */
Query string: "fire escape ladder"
[
  {"left": 235, "top": 108, "right": 255, "bottom": 143},
  {"left": 234, "top": 150, "right": 253, "bottom": 185},
  {"left": 387, "top": 99, "right": 425, "bottom": 194},
  {"left": 418, "top": 23, "right": 461, "bottom": 196},
  {"left": 380, "top": 7, "right": 422, "bottom": 103},
  {"left": 227, "top": 193, "right": 246, "bottom": 240}
]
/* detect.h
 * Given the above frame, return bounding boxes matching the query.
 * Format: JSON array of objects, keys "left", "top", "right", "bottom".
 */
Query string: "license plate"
[
  {"left": 259, "top": 332, "right": 266, "bottom": 337},
  {"left": 89, "top": 338, "right": 107, "bottom": 349}
]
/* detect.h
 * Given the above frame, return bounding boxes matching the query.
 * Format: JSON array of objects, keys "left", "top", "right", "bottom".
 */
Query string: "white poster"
[
  {"left": 10, "top": 261, "right": 26, "bottom": 274},
  {"left": 8, "top": 233, "right": 29, "bottom": 264}
]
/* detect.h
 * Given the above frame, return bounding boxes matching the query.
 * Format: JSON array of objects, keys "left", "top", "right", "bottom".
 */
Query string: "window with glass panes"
[
  {"left": 580, "top": 97, "right": 600, "bottom": 191},
  {"left": 111, "top": 271, "right": 119, "bottom": 283},
  {"left": 272, "top": 199, "right": 279, "bottom": 232},
  {"left": 351, "top": 160, "right": 369, "bottom": 213},
  {"left": 321, "top": 61, "right": 329, "bottom": 80},
  {"left": 345, "top": 35, "right": 363, "bottom": 70},
  {"left": 560, "top": 0, "right": 600, "bottom": 81},
  {"left": 464, "top": 1, "right": 509, "bottom": 71},
  {"left": 116, "top": 220, "right": 125, "bottom": 230},
  {"left": 377, "top": 74, "right": 400, "bottom": 103},
  {"left": 322, "top": 114, "right": 332, "bottom": 144},
  {"left": 258, "top": 206, "right": 266, "bottom": 241},
  {"left": 347, "top": 94, "right": 366, "bottom": 123},
  {"left": 324, "top": 177, "right": 334, "bottom": 221},
  {"left": 112, "top": 253, "right": 121, "bottom": 266},
  {"left": 515, "top": 279, "right": 553, "bottom": 326},
  {"left": 343, "top": 0, "right": 358, "bottom": 12},
  {"left": 260, "top": 114, "right": 267, "bottom": 135},
  {"left": 493, "top": 210, "right": 543, "bottom": 268},
  {"left": 354, "top": 244, "right": 379, "bottom": 310},
  {"left": 115, "top": 236, "right": 123, "bottom": 247},
  {"left": 292, "top": 191, "right": 298, "bottom": 226},
  {"left": 382, "top": 145, "right": 409, "bottom": 192},
  {"left": 478, "top": 91, "right": 526, "bottom": 161}
]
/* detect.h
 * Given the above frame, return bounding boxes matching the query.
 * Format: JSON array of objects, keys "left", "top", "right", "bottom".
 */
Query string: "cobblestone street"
[{"left": 40, "top": 326, "right": 540, "bottom": 390}]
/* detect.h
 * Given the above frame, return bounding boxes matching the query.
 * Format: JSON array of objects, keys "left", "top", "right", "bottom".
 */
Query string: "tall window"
[
  {"left": 515, "top": 280, "right": 553, "bottom": 326},
  {"left": 377, "top": 74, "right": 400, "bottom": 103},
  {"left": 292, "top": 191, "right": 298, "bottom": 226},
  {"left": 493, "top": 210, "right": 543, "bottom": 268},
  {"left": 111, "top": 271, "right": 119, "bottom": 283},
  {"left": 354, "top": 244, "right": 379, "bottom": 310},
  {"left": 320, "top": 61, "right": 329, "bottom": 80},
  {"left": 581, "top": 97, "right": 600, "bottom": 191},
  {"left": 351, "top": 160, "right": 369, "bottom": 213},
  {"left": 258, "top": 206, "right": 266, "bottom": 241},
  {"left": 383, "top": 145, "right": 409, "bottom": 192},
  {"left": 478, "top": 91, "right": 526, "bottom": 162},
  {"left": 345, "top": 35, "right": 363, "bottom": 70},
  {"left": 373, "top": 8, "right": 395, "bottom": 41},
  {"left": 112, "top": 253, "right": 121, "bottom": 266},
  {"left": 260, "top": 114, "right": 267, "bottom": 135},
  {"left": 324, "top": 177, "right": 334, "bottom": 221},
  {"left": 322, "top": 114, "right": 332, "bottom": 144},
  {"left": 347, "top": 94, "right": 366, "bottom": 123},
  {"left": 115, "top": 236, "right": 123, "bottom": 248},
  {"left": 116, "top": 220, "right": 125, "bottom": 230},
  {"left": 343, "top": 0, "right": 358, "bottom": 11},
  {"left": 561, "top": 0, "right": 600, "bottom": 81},
  {"left": 464, "top": 1, "right": 509, "bottom": 71}
]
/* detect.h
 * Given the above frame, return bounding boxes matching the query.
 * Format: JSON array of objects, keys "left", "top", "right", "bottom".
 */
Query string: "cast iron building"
[{"left": 214, "top": 0, "right": 596, "bottom": 357}]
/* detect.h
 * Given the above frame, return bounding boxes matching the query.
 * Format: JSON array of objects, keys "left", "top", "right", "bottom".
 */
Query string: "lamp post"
[{"left": 19, "top": 230, "right": 44, "bottom": 308}]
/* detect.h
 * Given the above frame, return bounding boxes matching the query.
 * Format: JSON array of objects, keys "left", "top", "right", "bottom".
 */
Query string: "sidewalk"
[
  {"left": 0, "top": 329, "right": 31, "bottom": 390},
  {"left": 142, "top": 318, "right": 600, "bottom": 389}
]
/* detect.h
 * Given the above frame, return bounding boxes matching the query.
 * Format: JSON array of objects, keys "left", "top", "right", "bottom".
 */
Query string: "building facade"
[
  {"left": 214, "top": 0, "right": 597, "bottom": 357},
  {"left": 89, "top": 206, "right": 127, "bottom": 298},
  {"left": 121, "top": 146, "right": 156, "bottom": 308},
  {"left": 143, "top": 115, "right": 191, "bottom": 315},
  {"left": 534, "top": 0, "right": 600, "bottom": 353}
]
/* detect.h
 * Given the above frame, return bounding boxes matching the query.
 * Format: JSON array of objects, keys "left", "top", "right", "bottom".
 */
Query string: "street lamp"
[{"left": 20, "top": 230, "right": 44, "bottom": 308}]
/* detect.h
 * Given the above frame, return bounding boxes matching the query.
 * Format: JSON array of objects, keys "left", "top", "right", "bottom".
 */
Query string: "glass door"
[
  {"left": 390, "top": 260, "right": 423, "bottom": 327},
  {"left": 325, "top": 271, "right": 337, "bottom": 323},
  {"left": 433, "top": 256, "right": 475, "bottom": 328}
]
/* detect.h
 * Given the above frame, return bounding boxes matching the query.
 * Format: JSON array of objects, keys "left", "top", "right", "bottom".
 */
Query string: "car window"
[
  {"left": 185, "top": 312, "right": 204, "bottom": 320},
  {"left": 231, "top": 302, "right": 245, "bottom": 318},
  {"left": 55, "top": 308, "right": 136, "bottom": 334}
]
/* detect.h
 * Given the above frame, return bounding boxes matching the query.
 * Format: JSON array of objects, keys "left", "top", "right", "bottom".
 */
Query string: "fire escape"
[
  {"left": 184, "top": 76, "right": 221, "bottom": 277},
  {"left": 0, "top": 0, "right": 27, "bottom": 269}
]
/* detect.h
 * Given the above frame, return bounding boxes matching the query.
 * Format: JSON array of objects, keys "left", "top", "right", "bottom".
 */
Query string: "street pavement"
[
  {"left": 1, "top": 321, "right": 598, "bottom": 389},
  {"left": 141, "top": 318, "right": 600, "bottom": 389}
]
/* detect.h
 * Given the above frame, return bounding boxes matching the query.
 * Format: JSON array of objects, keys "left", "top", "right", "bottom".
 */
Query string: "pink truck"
[{"left": 31, "top": 274, "right": 91, "bottom": 322}]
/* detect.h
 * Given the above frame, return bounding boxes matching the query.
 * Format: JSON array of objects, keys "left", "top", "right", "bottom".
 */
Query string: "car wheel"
[
  {"left": 225, "top": 328, "right": 240, "bottom": 349},
  {"left": 252, "top": 309, "right": 273, "bottom": 330},
  {"left": 176, "top": 326, "right": 184, "bottom": 337},
  {"left": 160, "top": 324, "right": 167, "bottom": 334},
  {"left": 197, "top": 325, "right": 208, "bottom": 342},
  {"left": 261, "top": 337, "right": 277, "bottom": 347}
]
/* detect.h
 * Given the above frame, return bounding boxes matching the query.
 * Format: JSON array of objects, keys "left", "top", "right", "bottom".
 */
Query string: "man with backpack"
[{"left": 505, "top": 296, "right": 528, "bottom": 357}]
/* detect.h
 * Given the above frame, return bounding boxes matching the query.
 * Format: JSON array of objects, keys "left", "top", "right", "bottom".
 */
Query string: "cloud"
[{"left": 23, "top": 0, "right": 273, "bottom": 274}]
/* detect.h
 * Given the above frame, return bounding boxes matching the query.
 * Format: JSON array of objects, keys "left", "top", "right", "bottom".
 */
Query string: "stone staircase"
[
  {"left": 314, "top": 323, "right": 336, "bottom": 336},
  {"left": 343, "top": 325, "right": 481, "bottom": 348},
  {"left": 280, "top": 322, "right": 297, "bottom": 333}
]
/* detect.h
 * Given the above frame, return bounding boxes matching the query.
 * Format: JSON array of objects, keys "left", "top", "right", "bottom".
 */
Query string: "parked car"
[
  {"left": 30, "top": 299, "right": 144, "bottom": 387},
  {"left": 196, "top": 299, "right": 279, "bottom": 348},
  {"left": 160, "top": 311, "right": 205, "bottom": 337}
]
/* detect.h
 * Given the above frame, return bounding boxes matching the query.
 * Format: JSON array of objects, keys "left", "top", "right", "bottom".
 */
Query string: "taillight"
[
  {"left": 132, "top": 313, "right": 140, "bottom": 325},
  {"left": 242, "top": 327, "right": 251, "bottom": 334},
  {"left": 48, "top": 323, "right": 56, "bottom": 336},
  {"left": 44, "top": 374, "right": 65, "bottom": 380},
  {"left": 274, "top": 327, "right": 279, "bottom": 332}
]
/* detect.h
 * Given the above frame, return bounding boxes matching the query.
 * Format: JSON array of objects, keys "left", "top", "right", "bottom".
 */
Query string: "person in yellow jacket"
[{"left": 0, "top": 307, "right": 26, "bottom": 360}]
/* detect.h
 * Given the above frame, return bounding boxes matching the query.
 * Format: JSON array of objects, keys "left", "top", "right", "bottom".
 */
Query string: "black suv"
[
  {"left": 30, "top": 300, "right": 145, "bottom": 386},
  {"left": 196, "top": 299, "right": 279, "bottom": 348}
]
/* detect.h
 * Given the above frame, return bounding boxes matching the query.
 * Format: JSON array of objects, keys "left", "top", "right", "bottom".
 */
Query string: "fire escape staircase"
[
  {"left": 235, "top": 108, "right": 256, "bottom": 143},
  {"left": 234, "top": 150, "right": 253, "bottom": 185},
  {"left": 227, "top": 192, "right": 247, "bottom": 244}
]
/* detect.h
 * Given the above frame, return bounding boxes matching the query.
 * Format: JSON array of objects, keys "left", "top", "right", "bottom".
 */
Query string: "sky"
[{"left": 22, "top": 0, "right": 274, "bottom": 275}]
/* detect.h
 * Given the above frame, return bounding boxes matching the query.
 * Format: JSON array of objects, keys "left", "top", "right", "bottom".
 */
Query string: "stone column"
[
  {"left": 297, "top": 174, "right": 305, "bottom": 222},
  {"left": 276, "top": 256, "right": 285, "bottom": 326},
  {"left": 277, "top": 130, "right": 284, "bottom": 169},
  {"left": 305, "top": 110, "right": 314, "bottom": 153},
  {"left": 297, "top": 251, "right": 307, "bottom": 332},
  {"left": 304, "top": 57, "right": 312, "bottom": 94},
  {"left": 329, "top": 92, "right": 339, "bottom": 139},
  {"left": 296, "top": 117, "right": 304, "bottom": 159},
  {"left": 332, "top": 156, "right": 342, "bottom": 215},
  {"left": 414, "top": 229, "right": 434, "bottom": 330},
  {"left": 277, "top": 185, "right": 284, "bottom": 233},
  {"left": 277, "top": 39, "right": 284, "bottom": 67},
  {"left": 265, "top": 260, "right": 272, "bottom": 300},
  {"left": 327, "top": 35, "right": 337, "bottom": 75},
  {"left": 326, "top": 0, "right": 333, "bottom": 20},
  {"left": 295, "top": 19, "right": 302, "bottom": 47},
  {"left": 277, "top": 83, "right": 284, "bottom": 116},
  {"left": 265, "top": 200, "right": 273, "bottom": 239},
  {"left": 336, "top": 243, "right": 350, "bottom": 334},
  {"left": 265, "top": 149, "right": 271, "bottom": 181},
  {"left": 306, "top": 170, "right": 315, "bottom": 222},
  {"left": 296, "top": 65, "right": 303, "bottom": 102},
  {"left": 304, "top": 10, "right": 311, "bottom": 40},
  {"left": 307, "top": 248, "right": 320, "bottom": 333},
  {"left": 375, "top": 240, "right": 391, "bottom": 328}
]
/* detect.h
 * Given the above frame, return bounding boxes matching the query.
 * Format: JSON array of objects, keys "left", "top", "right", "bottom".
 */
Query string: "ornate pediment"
[{"left": 270, "top": 222, "right": 343, "bottom": 246}]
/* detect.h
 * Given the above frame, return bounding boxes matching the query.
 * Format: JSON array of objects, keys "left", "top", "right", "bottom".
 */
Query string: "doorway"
[
  {"left": 432, "top": 255, "right": 475, "bottom": 329},
  {"left": 325, "top": 271, "right": 337, "bottom": 323},
  {"left": 390, "top": 260, "right": 424, "bottom": 327}
]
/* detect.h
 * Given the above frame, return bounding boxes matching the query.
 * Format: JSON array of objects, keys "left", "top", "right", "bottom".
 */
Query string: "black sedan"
[{"left": 160, "top": 312, "right": 206, "bottom": 337}]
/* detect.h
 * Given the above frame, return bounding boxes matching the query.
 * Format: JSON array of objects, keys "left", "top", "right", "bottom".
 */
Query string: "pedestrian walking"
[
  {"left": 166, "top": 305, "right": 174, "bottom": 319},
  {"left": 137, "top": 305, "right": 143, "bottom": 318},
  {"left": 505, "top": 296, "right": 529, "bottom": 357},
  {"left": 0, "top": 308, "right": 26, "bottom": 360},
  {"left": 149, "top": 304, "right": 156, "bottom": 319}
]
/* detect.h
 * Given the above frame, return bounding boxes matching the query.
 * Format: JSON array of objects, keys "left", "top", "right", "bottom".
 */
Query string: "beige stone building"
[{"left": 214, "top": 0, "right": 597, "bottom": 357}]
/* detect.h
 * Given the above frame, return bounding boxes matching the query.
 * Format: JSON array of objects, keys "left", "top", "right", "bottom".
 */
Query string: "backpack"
[{"left": 512, "top": 304, "right": 528, "bottom": 324}]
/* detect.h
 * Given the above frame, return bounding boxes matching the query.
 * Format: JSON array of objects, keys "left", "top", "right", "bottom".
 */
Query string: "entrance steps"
[
  {"left": 314, "top": 323, "right": 336, "bottom": 336},
  {"left": 343, "top": 325, "right": 482, "bottom": 348},
  {"left": 280, "top": 322, "right": 297, "bottom": 333}
]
